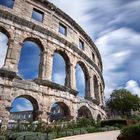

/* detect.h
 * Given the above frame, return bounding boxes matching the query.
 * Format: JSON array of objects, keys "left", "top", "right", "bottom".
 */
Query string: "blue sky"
[
  {"left": 1, "top": 0, "right": 140, "bottom": 112},
  {"left": 49, "top": 0, "right": 140, "bottom": 99},
  {"left": 18, "top": 41, "right": 40, "bottom": 80}
]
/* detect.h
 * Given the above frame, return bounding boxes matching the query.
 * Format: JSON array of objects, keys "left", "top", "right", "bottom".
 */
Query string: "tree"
[{"left": 107, "top": 89, "right": 140, "bottom": 116}]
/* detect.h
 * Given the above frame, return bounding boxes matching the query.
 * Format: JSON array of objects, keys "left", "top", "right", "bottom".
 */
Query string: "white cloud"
[
  {"left": 52, "top": 73, "right": 65, "bottom": 85},
  {"left": 96, "top": 28, "right": 140, "bottom": 99},
  {"left": 125, "top": 80, "right": 140, "bottom": 97},
  {"left": 13, "top": 98, "right": 33, "bottom": 112}
]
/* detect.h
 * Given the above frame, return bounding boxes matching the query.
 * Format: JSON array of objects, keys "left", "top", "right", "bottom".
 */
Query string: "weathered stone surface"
[{"left": 0, "top": 0, "right": 106, "bottom": 124}]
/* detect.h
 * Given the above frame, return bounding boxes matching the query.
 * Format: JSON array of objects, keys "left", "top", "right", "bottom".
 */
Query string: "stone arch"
[
  {"left": 52, "top": 50, "right": 70, "bottom": 87},
  {"left": 0, "top": 26, "right": 11, "bottom": 68},
  {"left": 49, "top": 101, "right": 71, "bottom": 122},
  {"left": 18, "top": 37, "right": 44, "bottom": 80},
  {"left": 0, "top": 26, "right": 11, "bottom": 39},
  {"left": 75, "top": 61, "right": 90, "bottom": 98},
  {"left": 10, "top": 95, "right": 39, "bottom": 121},
  {"left": 78, "top": 106, "right": 92, "bottom": 119},
  {"left": 23, "top": 37, "right": 44, "bottom": 52},
  {"left": 93, "top": 75, "right": 100, "bottom": 104}
]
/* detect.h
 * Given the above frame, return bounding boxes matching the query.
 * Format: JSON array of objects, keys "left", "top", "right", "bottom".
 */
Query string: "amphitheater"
[{"left": 0, "top": 0, "right": 106, "bottom": 125}]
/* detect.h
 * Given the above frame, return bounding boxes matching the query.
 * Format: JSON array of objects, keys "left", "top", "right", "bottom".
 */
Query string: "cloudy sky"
[
  {"left": 49, "top": 0, "right": 140, "bottom": 99},
  {"left": 1, "top": 0, "right": 140, "bottom": 112}
]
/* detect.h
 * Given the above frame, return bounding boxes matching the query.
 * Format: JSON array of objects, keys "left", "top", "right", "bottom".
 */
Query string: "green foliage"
[
  {"left": 0, "top": 135, "right": 6, "bottom": 140},
  {"left": 129, "top": 115, "right": 140, "bottom": 122},
  {"left": 16, "top": 134, "right": 45, "bottom": 140},
  {"left": 6, "top": 117, "right": 122, "bottom": 139},
  {"left": 121, "top": 124, "right": 140, "bottom": 136},
  {"left": 8, "top": 132, "right": 47, "bottom": 140},
  {"left": 47, "top": 133, "right": 56, "bottom": 140},
  {"left": 66, "top": 121, "right": 77, "bottom": 129},
  {"left": 35, "top": 121, "right": 47, "bottom": 133},
  {"left": 86, "top": 126, "right": 97, "bottom": 133},
  {"left": 77, "top": 117, "right": 95, "bottom": 127},
  {"left": 100, "top": 119, "right": 127, "bottom": 127},
  {"left": 107, "top": 89, "right": 140, "bottom": 116}
]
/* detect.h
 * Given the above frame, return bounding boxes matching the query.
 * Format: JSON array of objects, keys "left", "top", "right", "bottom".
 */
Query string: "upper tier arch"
[{"left": 32, "top": 0, "right": 103, "bottom": 72}]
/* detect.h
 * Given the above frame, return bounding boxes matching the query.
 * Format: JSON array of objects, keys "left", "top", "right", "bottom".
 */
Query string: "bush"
[
  {"left": 86, "top": 126, "right": 97, "bottom": 133},
  {"left": 66, "top": 130, "right": 74, "bottom": 136},
  {"left": 8, "top": 132, "right": 46, "bottom": 140},
  {"left": 19, "top": 134, "right": 45, "bottom": 140},
  {"left": 67, "top": 121, "right": 77, "bottom": 129},
  {"left": 0, "top": 136, "right": 6, "bottom": 140},
  {"left": 80, "top": 128, "right": 88, "bottom": 134},
  {"left": 121, "top": 124, "right": 140, "bottom": 136},
  {"left": 77, "top": 117, "right": 95, "bottom": 128},
  {"left": 8, "top": 132, "right": 27, "bottom": 140},
  {"left": 100, "top": 119, "right": 127, "bottom": 127}
]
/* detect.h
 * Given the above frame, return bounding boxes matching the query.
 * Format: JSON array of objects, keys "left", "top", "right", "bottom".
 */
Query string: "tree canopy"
[{"left": 107, "top": 89, "right": 140, "bottom": 116}]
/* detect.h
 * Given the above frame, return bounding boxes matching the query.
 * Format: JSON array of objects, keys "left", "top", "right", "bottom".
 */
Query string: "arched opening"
[
  {"left": 18, "top": 39, "right": 43, "bottom": 80},
  {"left": 76, "top": 62, "right": 89, "bottom": 98},
  {"left": 52, "top": 51, "right": 70, "bottom": 86},
  {"left": 0, "top": 31, "right": 9, "bottom": 68},
  {"left": 49, "top": 102, "right": 71, "bottom": 122},
  {"left": 97, "top": 114, "right": 102, "bottom": 122},
  {"left": 78, "top": 106, "right": 92, "bottom": 118},
  {"left": 10, "top": 95, "right": 39, "bottom": 121},
  {"left": 94, "top": 75, "right": 100, "bottom": 103}
]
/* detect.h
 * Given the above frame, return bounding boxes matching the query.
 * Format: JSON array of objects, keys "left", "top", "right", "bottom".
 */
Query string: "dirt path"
[{"left": 55, "top": 130, "right": 120, "bottom": 140}]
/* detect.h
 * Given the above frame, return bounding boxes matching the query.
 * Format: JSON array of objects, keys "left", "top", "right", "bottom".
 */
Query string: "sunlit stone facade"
[{"left": 0, "top": 0, "right": 106, "bottom": 125}]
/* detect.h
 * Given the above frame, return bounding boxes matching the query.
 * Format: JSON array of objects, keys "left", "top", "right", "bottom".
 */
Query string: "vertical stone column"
[
  {"left": 69, "top": 63, "right": 76, "bottom": 90},
  {"left": 100, "top": 86, "right": 105, "bottom": 106},
  {"left": 85, "top": 75, "right": 91, "bottom": 99},
  {"left": 89, "top": 72, "right": 95, "bottom": 100},
  {"left": 3, "top": 38, "right": 23, "bottom": 73},
  {"left": 40, "top": 48, "right": 53, "bottom": 80},
  {"left": 35, "top": 109, "right": 49, "bottom": 122},
  {"left": 0, "top": 99, "right": 11, "bottom": 129},
  {"left": 98, "top": 83, "right": 103, "bottom": 106},
  {"left": 39, "top": 51, "right": 47, "bottom": 79}
]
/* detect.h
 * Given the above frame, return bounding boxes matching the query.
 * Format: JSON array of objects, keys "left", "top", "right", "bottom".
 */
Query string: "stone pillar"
[
  {"left": 0, "top": 100, "right": 11, "bottom": 129},
  {"left": 3, "top": 39, "right": 22, "bottom": 73},
  {"left": 100, "top": 85, "right": 105, "bottom": 106},
  {"left": 39, "top": 51, "right": 47, "bottom": 79},
  {"left": 89, "top": 74, "right": 95, "bottom": 99},
  {"left": 36, "top": 106, "right": 52, "bottom": 122},
  {"left": 98, "top": 83, "right": 103, "bottom": 106},
  {"left": 85, "top": 75, "right": 91, "bottom": 100},
  {"left": 40, "top": 49, "right": 53, "bottom": 80},
  {"left": 69, "top": 63, "right": 76, "bottom": 90}
]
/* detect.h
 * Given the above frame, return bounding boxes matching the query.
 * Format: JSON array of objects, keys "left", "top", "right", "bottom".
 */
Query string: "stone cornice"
[
  {"left": 0, "top": 8, "right": 105, "bottom": 87},
  {"left": 33, "top": 78, "right": 78, "bottom": 96},
  {"left": 0, "top": 68, "right": 17, "bottom": 79},
  {"left": 32, "top": 0, "right": 103, "bottom": 71}
]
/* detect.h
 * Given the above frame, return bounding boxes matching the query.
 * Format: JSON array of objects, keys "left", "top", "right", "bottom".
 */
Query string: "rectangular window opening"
[
  {"left": 79, "top": 39, "right": 84, "bottom": 50},
  {"left": 32, "top": 8, "right": 44, "bottom": 23},
  {"left": 59, "top": 23, "right": 67, "bottom": 36},
  {"left": 0, "top": 0, "right": 15, "bottom": 9}
]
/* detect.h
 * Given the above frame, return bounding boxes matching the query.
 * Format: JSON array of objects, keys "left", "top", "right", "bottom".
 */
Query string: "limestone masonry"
[{"left": 0, "top": 0, "right": 106, "bottom": 124}]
